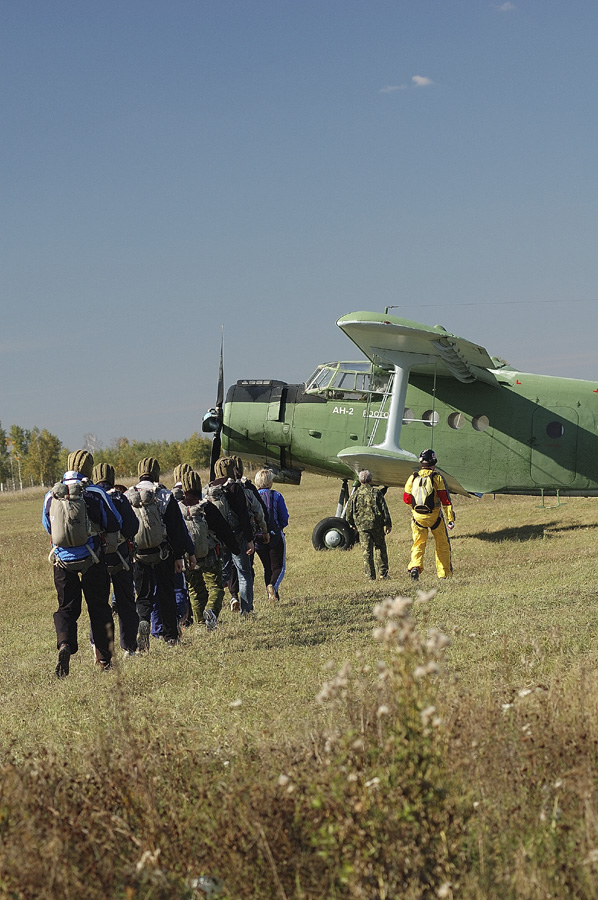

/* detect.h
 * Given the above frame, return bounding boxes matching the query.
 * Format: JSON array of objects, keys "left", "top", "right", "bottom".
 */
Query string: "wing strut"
[{"left": 373, "top": 351, "right": 429, "bottom": 456}]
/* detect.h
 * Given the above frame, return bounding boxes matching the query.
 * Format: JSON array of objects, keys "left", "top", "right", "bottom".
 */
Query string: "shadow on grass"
[{"left": 466, "top": 521, "right": 598, "bottom": 543}]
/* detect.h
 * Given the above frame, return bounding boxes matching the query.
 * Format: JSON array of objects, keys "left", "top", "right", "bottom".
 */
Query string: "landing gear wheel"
[{"left": 312, "top": 517, "right": 356, "bottom": 551}]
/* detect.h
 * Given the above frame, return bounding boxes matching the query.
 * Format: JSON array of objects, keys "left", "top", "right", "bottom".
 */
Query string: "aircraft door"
[
  {"left": 530, "top": 407, "right": 578, "bottom": 485},
  {"left": 263, "top": 384, "right": 292, "bottom": 461}
]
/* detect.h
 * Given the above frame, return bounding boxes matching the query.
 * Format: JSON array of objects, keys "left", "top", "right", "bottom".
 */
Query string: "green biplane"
[{"left": 203, "top": 310, "right": 598, "bottom": 549}]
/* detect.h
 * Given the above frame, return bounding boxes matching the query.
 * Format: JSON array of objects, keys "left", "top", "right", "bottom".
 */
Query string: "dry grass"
[{"left": 2, "top": 477, "right": 598, "bottom": 897}]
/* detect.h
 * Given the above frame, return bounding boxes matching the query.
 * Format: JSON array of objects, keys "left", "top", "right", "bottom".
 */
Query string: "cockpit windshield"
[{"left": 305, "top": 361, "right": 392, "bottom": 400}]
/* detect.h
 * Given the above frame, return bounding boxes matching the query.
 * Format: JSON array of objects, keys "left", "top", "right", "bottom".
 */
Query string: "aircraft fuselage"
[{"left": 221, "top": 367, "right": 598, "bottom": 496}]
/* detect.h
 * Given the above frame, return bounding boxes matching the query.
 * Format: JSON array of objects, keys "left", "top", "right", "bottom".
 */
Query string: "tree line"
[{"left": 0, "top": 422, "right": 212, "bottom": 491}]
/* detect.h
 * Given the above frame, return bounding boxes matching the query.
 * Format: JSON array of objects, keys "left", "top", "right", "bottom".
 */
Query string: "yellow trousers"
[{"left": 408, "top": 511, "right": 453, "bottom": 578}]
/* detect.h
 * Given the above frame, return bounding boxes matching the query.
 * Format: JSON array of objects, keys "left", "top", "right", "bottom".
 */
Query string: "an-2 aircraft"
[{"left": 203, "top": 310, "right": 598, "bottom": 550}]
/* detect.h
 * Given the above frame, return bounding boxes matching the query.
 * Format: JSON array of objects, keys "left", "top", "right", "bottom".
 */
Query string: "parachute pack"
[
  {"left": 241, "top": 484, "right": 266, "bottom": 537},
  {"left": 410, "top": 472, "right": 437, "bottom": 514},
  {"left": 126, "top": 486, "right": 167, "bottom": 563},
  {"left": 204, "top": 482, "right": 241, "bottom": 534},
  {"left": 48, "top": 481, "right": 100, "bottom": 572},
  {"left": 179, "top": 500, "right": 213, "bottom": 560}
]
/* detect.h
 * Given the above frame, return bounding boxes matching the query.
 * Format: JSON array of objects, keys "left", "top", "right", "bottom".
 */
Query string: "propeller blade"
[
  {"left": 209, "top": 327, "right": 224, "bottom": 481},
  {"left": 216, "top": 327, "right": 224, "bottom": 409}
]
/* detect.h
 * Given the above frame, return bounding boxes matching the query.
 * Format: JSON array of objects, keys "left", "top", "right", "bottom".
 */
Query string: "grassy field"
[{"left": 2, "top": 473, "right": 598, "bottom": 899}]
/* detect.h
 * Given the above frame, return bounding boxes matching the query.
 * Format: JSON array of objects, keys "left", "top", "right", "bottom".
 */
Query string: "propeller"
[{"left": 202, "top": 328, "right": 225, "bottom": 481}]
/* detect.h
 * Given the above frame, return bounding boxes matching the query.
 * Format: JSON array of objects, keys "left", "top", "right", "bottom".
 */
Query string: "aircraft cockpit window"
[
  {"left": 305, "top": 367, "right": 334, "bottom": 392},
  {"left": 370, "top": 378, "right": 391, "bottom": 394},
  {"left": 546, "top": 421, "right": 565, "bottom": 439},
  {"left": 472, "top": 415, "right": 490, "bottom": 432},
  {"left": 336, "top": 372, "right": 355, "bottom": 390},
  {"left": 423, "top": 410, "right": 440, "bottom": 427},
  {"left": 448, "top": 412, "right": 466, "bottom": 430},
  {"left": 305, "top": 362, "right": 392, "bottom": 398}
]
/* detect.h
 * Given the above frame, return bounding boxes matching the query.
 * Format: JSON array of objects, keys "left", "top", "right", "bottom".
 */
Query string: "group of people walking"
[
  {"left": 42, "top": 446, "right": 453, "bottom": 678},
  {"left": 42, "top": 450, "right": 288, "bottom": 677}
]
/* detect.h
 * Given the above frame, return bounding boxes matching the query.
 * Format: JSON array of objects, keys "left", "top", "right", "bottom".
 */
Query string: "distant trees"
[
  {"left": 0, "top": 422, "right": 10, "bottom": 484},
  {"left": 22, "top": 428, "right": 63, "bottom": 486},
  {"left": 93, "top": 432, "right": 211, "bottom": 478},
  {"left": 0, "top": 423, "right": 212, "bottom": 490}
]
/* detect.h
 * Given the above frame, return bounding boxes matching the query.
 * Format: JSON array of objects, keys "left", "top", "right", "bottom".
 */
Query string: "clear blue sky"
[{"left": 2, "top": 0, "right": 597, "bottom": 450}]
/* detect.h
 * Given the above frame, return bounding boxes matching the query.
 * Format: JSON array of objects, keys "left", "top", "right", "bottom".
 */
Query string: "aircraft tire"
[{"left": 312, "top": 517, "right": 355, "bottom": 551}]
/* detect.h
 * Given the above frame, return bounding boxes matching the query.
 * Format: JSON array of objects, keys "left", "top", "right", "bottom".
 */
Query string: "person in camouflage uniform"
[
  {"left": 179, "top": 469, "right": 240, "bottom": 629},
  {"left": 346, "top": 470, "right": 392, "bottom": 580}
]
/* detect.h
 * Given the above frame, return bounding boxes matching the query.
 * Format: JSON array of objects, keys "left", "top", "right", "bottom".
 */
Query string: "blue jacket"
[
  {"left": 258, "top": 488, "right": 289, "bottom": 534},
  {"left": 43, "top": 471, "right": 123, "bottom": 567}
]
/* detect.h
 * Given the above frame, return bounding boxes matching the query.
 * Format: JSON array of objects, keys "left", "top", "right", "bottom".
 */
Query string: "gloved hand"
[{"left": 447, "top": 522, "right": 455, "bottom": 530}]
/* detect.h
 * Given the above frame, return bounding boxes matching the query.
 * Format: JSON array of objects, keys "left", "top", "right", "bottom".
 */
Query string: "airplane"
[{"left": 202, "top": 310, "right": 598, "bottom": 550}]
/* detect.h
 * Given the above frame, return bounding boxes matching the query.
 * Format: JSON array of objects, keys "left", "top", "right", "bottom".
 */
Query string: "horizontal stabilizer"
[{"left": 337, "top": 446, "right": 470, "bottom": 497}]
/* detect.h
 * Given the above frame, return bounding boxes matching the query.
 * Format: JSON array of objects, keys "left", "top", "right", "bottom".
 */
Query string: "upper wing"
[{"left": 336, "top": 311, "right": 507, "bottom": 386}]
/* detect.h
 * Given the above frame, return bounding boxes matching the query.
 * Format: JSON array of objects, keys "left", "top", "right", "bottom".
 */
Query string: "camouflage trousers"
[
  {"left": 357, "top": 527, "right": 389, "bottom": 580},
  {"left": 187, "top": 553, "right": 224, "bottom": 622}
]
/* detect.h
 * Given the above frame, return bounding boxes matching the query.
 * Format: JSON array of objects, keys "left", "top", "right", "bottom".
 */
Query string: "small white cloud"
[
  {"left": 497, "top": 2, "right": 516, "bottom": 10},
  {"left": 379, "top": 84, "right": 407, "bottom": 93},
  {"left": 412, "top": 75, "right": 434, "bottom": 87}
]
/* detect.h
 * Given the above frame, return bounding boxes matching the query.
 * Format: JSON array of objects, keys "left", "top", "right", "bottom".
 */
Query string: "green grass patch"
[{"left": 2, "top": 479, "right": 598, "bottom": 897}]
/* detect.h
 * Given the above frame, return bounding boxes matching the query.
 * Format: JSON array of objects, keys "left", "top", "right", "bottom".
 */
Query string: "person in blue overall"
[
  {"left": 254, "top": 468, "right": 289, "bottom": 601},
  {"left": 43, "top": 450, "right": 122, "bottom": 677}
]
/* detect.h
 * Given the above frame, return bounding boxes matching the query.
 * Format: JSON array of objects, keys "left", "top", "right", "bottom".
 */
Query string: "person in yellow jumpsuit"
[{"left": 403, "top": 449, "right": 455, "bottom": 581}]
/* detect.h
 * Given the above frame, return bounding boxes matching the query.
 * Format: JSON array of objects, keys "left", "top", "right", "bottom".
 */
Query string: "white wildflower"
[
  {"left": 347, "top": 773, "right": 358, "bottom": 782},
  {"left": 377, "top": 704, "right": 390, "bottom": 717},
  {"left": 136, "top": 849, "right": 160, "bottom": 872},
  {"left": 437, "top": 882, "right": 452, "bottom": 899},
  {"left": 373, "top": 602, "right": 388, "bottom": 621},
  {"left": 502, "top": 703, "right": 513, "bottom": 711},
  {"left": 421, "top": 705, "right": 436, "bottom": 726},
  {"left": 425, "top": 628, "right": 451, "bottom": 652},
  {"left": 365, "top": 777, "right": 381, "bottom": 789},
  {"left": 389, "top": 596, "right": 412, "bottom": 617},
  {"left": 229, "top": 699, "right": 243, "bottom": 708},
  {"left": 316, "top": 683, "right": 332, "bottom": 703},
  {"left": 384, "top": 622, "right": 399, "bottom": 639},
  {"left": 278, "top": 774, "right": 290, "bottom": 787},
  {"left": 518, "top": 688, "right": 533, "bottom": 698}
]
